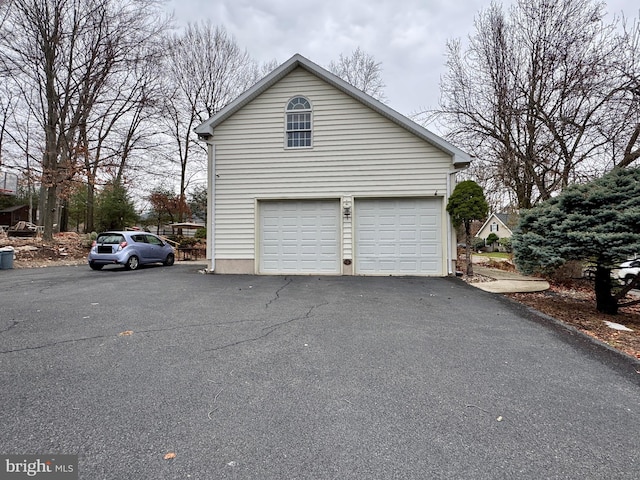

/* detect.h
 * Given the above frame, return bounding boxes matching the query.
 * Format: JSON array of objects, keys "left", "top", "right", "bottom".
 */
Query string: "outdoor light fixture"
[{"left": 343, "top": 206, "right": 351, "bottom": 219}]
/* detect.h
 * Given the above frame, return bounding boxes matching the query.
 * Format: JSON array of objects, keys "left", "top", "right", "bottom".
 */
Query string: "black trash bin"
[{"left": 0, "top": 247, "right": 14, "bottom": 269}]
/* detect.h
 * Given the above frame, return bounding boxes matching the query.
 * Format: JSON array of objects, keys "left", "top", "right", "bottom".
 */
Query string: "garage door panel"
[
  {"left": 298, "top": 244, "right": 315, "bottom": 252},
  {"left": 399, "top": 230, "right": 419, "bottom": 241},
  {"left": 421, "top": 231, "right": 437, "bottom": 242},
  {"left": 318, "top": 217, "right": 336, "bottom": 226},
  {"left": 355, "top": 198, "right": 442, "bottom": 275},
  {"left": 420, "top": 245, "right": 438, "bottom": 255},
  {"left": 318, "top": 229, "right": 337, "bottom": 239},
  {"left": 398, "top": 245, "right": 419, "bottom": 255},
  {"left": 260, "top": 200, "right": 340, "bottom": 274},
  {"left": 300, "top": 231, "right": 318, "bottom": 241},
  {"left": 377, "top": 235, "right": 396, "bottom": 244},
  {"left": 399, "top": 261, "right": 420, "bottom": 271},
  {"left": 359, "top": 245, "right": 377, "bottom": 256}
]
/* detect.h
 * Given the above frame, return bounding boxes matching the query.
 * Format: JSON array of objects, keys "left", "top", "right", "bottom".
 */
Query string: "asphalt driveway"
[{"left": 0, "top": 265, "right": 639, "bottom": 479}]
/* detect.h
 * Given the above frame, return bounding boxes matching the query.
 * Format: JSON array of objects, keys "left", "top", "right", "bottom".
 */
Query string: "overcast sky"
[{"left": 166, "top": 0, "right": 638, "bottom": 126}]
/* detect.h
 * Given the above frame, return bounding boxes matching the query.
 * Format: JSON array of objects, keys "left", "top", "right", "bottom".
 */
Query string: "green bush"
[
  {"left": 195, "top": 227, "right": 206, "bottom": 240},
  {"left": 499, "top": 237, "right": 512, "bottom": 252},
  {"left": 473, "top": 237, "right": 486, "bottom": 251},
  {"left": 178, "top": 236, "right": 198, "bottom": 248},
  {"left": 486, "top": 233, "right": 499, "bottom": 246}
]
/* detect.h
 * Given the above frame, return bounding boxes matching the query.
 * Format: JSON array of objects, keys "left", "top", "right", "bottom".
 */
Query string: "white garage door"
[
  {"left": 259, "top": 200, "right": 340, "bottom": 274},
  {"left": 355, "top": 198, "right": 442, "bottom": 275}
]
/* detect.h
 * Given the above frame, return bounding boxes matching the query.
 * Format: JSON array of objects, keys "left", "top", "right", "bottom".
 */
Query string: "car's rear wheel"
[
  {"left": 89, "top": 263, "right": 103, "bottom": 271},
  {"left": 624, "top": 274, "right": 636, "bottom": 286},
  {"left": 125, "top": 255, "right": 139, "bottom": 270},
  {"left": 164, "top": 253, "right": 175, "bottom": 266}
]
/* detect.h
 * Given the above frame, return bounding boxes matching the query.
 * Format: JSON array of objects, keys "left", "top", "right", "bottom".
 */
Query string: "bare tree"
[
  {"left": 163, "top": 22, "right": 259, "bottom": 221},
  {"left": 601, "top": 16, "right": 640, "bottom": 169},
  {"left": 437, "top": 0, "right": 618, "bottom": 209},
  {"left": 0, "top": 85, "right": 16, "bottom": 169},
  {"left": 328, "top": 47, "right": 386, "bottom": 102},
  {"left": 259, "top": 58, "right": 280, "bottom": 78},
  {"left": 77, "top": 48, "right": 166, "bottom": 232},
  {"left": 0, "top": 84, "right": 42, "bottom": 221},
  {"left": 0, "top": 0, "right": 169, "bottom": 240}
]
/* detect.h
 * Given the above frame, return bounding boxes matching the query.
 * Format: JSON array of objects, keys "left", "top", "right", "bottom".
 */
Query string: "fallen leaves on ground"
[{"left": 1, "top": 232, "right": 90, "bottom": 268}]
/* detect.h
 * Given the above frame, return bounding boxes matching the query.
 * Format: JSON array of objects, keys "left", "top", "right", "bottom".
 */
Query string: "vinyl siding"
[{"left": 211, "top": 68, "right": 453, "bottom": 260}]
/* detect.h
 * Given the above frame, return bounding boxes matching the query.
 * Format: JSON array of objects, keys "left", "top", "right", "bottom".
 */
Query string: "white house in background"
[
  {"left": 194, "top": 54, "right": 471, "bottom": 276},
  {"left": 476, "top": 213, "right": 518, "bottom": 243}
]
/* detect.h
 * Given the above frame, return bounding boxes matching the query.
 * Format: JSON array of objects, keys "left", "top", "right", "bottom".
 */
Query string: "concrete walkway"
[{"left": 470, "top": 265, "right": 550, "bottom": 293}]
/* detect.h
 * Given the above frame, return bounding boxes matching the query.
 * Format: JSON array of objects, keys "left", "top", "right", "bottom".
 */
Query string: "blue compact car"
[{"left": 88, "top": 231, "right": 175, "bottom": 270}]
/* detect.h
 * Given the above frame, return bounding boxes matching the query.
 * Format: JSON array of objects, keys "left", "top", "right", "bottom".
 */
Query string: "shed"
[{"left": 0, "top": 205, "right": 30, "bottom": 227}]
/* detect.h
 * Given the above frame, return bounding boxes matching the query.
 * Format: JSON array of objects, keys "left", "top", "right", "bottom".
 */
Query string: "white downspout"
[{"left": 207, "top": 143, "right": 215, "bottom": 272}]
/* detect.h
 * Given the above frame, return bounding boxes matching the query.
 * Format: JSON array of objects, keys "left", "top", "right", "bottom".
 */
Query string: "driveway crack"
[
  {"left": 1, "top": 301, "right": 327, "bottom": 355},
  {"left": 204, "top": 302, "right": 328, "bottom": 353},
  {"left": 0, "top": 320, "right": 254, "bottom": 354},
  {"left": 0, "top": 333, "right": 116, "bottom": 355},
  {"left": 0, "top": 321, "right": 20, "bottom": 334},
  {"left": 261, "top": 302, "right": 327, "bottom": 335},
  {"left": 265, "top": 277, "right": 293, "bottom": 308}
]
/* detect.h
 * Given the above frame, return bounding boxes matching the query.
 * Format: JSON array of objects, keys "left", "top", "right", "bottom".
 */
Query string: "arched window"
[{"left": 285, "top": 96, "right": 312, "bottom": 148}]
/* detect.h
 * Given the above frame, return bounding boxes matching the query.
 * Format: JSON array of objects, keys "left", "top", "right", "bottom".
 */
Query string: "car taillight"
[{"left": 118, "top": 241, "right": 128, "bottom": 251}]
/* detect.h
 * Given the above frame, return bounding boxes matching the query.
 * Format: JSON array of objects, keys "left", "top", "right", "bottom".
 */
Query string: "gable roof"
[
  {"left": 195, "top": 53, "right": 471, "bottom": 169},
  {"left": 476, "top": 213, "right": 518, "bottom": 237},
  {"left": 495, "top": 213, "right": 518, "bottom": 229}
]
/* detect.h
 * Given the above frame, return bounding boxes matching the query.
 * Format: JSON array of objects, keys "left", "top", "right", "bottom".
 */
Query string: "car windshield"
[{"left": 97, "top": 234, "right": 125, "bottom": 244}]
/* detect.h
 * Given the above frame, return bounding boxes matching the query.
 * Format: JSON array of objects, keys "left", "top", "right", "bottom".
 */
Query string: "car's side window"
[
  {"left": 131, "top": 235, "right": 145, "bottom": 243},
  {"left": 145, "top": 235, "right": 163, "bottom": 246}
]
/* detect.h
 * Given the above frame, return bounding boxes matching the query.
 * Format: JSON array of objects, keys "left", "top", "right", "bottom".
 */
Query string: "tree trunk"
[
  {"left": 59, "top": 198, "right": 69, "bottom": 232},
  {"left": 465, "top": 221, "right": 473, "bottom": 276},
  {"left": 85, "top": 182, "right": 95, "bottom": 233},
  {"left": 594, "top": 266, "right": 618, "bottom": 315},
  {"left": 43, "top": 184, "right": 57, "bottom": 241},
  {"left": 37, "top": 186, "right": 46, "bottom": 227}
]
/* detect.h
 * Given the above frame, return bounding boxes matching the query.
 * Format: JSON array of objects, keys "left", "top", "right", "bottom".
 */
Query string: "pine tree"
[
  {"left": 95, "top": 181, "right": 139, "bottom": 232},
  {"left": 513, "top": 168, "right": 640, "bottom": 314}
]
